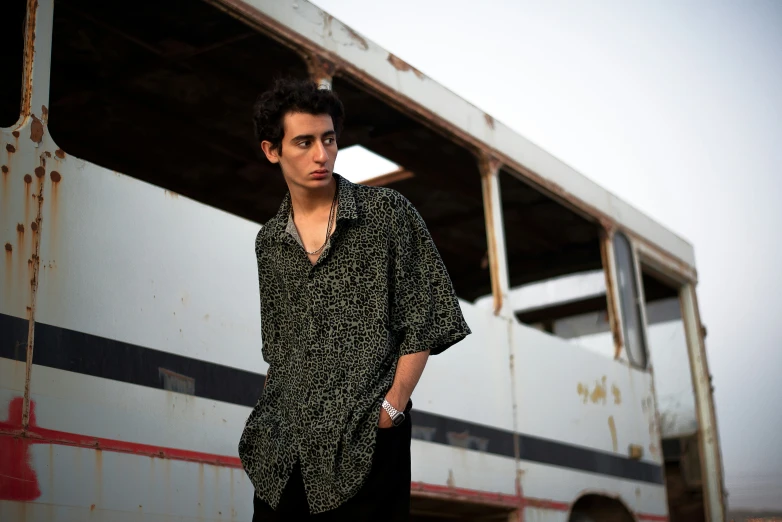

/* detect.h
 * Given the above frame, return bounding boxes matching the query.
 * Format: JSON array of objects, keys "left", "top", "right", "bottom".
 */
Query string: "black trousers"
[{"left": 252, "top": 406, "right": 412, "bottom": 522}]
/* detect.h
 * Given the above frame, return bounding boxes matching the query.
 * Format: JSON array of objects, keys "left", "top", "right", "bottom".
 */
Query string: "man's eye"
[
  {"left": 324, "top": 138, "right": 335, "bottom": 145},
  {"left": 298, "top": 140, "right": 310, "bottom": 148}
]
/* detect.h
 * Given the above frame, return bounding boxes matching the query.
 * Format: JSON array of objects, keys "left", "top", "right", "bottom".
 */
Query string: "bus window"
[
  {"left": 0, "top": 0, "right": 26, "bottom": 127},
  {"left": 47, "top": 0, "right": 310, "bottom": 220},
  {"left": 330, "top": 75, "right": 490, "bottom": 301},
  {"left": 490, "top": 169, "right": 615, "bottom": 357},
  {"left": 614, "top": 231, "right": 648, "bottom": 368},
  {"left": 45, "top": 0, "right": 491, "bottom": 301}
]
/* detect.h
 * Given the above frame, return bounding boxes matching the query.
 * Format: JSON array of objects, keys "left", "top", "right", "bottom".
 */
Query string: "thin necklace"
[{"left": 292, "top": 183, "right": 339, "bottom": 256}]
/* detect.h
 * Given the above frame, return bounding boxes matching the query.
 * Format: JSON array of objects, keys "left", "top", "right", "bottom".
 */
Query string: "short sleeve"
[{"left": 389, "top": 196, "right": 471, "bottom": 357}]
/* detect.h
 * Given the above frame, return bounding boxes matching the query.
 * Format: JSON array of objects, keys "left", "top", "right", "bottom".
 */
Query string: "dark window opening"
[
  {"left": 500, "top": 169, "right": 611, "bottom": 351},
  {"left": 47, "top": 0, "right": 490, "bottom": 302},
  {"left": 330, "top": 75, "right": 490, "bottom": 301},
  {"left": 0, "top": 0, "right": 27, "bottom": 127},
  {"left": 48, "top": 0, "right": 309, "bottom": 220}
]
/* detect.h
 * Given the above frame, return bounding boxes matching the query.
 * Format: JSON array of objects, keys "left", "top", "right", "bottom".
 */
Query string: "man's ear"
[{"left": 260, "top": 141, "right": 280, "bottom": 164}]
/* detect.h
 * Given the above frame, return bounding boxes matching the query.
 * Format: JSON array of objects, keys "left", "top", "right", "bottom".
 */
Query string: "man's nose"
[{"left": 313, "top": 142, "right": 329, "bottom": 163}]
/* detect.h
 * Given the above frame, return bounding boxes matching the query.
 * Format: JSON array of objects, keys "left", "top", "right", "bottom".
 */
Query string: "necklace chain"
[{"left": 293, "top": 183, "right": 339, "bottom": 256}]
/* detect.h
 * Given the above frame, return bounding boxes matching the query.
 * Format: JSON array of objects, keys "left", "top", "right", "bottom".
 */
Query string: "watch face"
[{"left": 392, "top": 412, "right": 405, "bottom": 427}]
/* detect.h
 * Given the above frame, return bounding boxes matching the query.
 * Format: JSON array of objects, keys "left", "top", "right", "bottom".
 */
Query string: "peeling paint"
[
  {"left": 6, "top": 144, "right": 16, "bottom": 153},
  {"left": 387, "top": 53, "right": 424, "bottom": 79},
  {"left": 55, "top": 149, "right": 65, "bottom": 159},
  {"left": 484, "top": 113, "right": 495, "bottom": 129},
  {"left": 611, "top": 384, "right": 622, "bottom": 404},
  {"left": 343, "top": 26, "right": 368, "bottom": 50},
  {"left": 30, "top": 114, "right": 44, "bottom": 144}
]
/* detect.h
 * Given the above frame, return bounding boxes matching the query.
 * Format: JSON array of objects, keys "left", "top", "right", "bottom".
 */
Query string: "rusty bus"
[{"left": 1, "top": 0, "right": 726, "bottom": 520}]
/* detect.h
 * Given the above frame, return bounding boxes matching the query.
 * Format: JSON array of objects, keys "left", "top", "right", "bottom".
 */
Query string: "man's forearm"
[{"left": 385, "top": 349, "right": 430, "bottom": 410}]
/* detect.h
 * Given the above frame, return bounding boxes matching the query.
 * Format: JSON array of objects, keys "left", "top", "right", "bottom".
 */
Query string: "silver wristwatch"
[{"left": 382, "top": 399, "right": 406, "bottom": 427}]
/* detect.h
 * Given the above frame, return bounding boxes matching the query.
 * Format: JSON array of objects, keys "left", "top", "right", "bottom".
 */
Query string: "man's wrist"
[{"left": 383, "top": 391, "right": 407, "bottom": 412}]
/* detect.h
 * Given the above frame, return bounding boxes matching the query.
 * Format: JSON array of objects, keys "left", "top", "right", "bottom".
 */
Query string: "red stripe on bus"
[{"left": 0, "top": 397, "right": 668, "bottom": 521}]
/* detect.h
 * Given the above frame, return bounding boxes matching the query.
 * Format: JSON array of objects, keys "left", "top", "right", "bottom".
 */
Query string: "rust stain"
[
  {"left": 611, "top": 384, "right": 622, "bottom": 404},
  {"left": 5, "top": 243, "right": 12, "bottom": 252},
  {"left": 6, "top": 144, "right": 16, "bottom": 153},
  {"left": 21, "top": 0, "right": 38, "bottom": 118},
  {"left": 41, "top": 105, "right": 49, "bottom": 123},
  {"left": 55, "top": 149, "right": 65, "bottom": 159},
  {"left": 1, "top": 166, "right": 8, "bottom": 174},
  {"left": 608, "top": 416, "right": 618, "bottom": 452},
  {"left": 343, "top": 26, "right": 369, "bottom": 50},
  {"left": 577, "top": 382, "right": 588, "bottom": 404},
  {"left": 34, "top": 166, "right": 44, "bottom": 178},
  {"left": 484, "top": 114, "right": 495, "bottom": 129},
  {"left": 590, "top": 376, "right": 607, "bottom": 404},
  {"left": 22, "top": 171, "right": 44, "bottom": 430},
  {"left": 30, "top": 114, "right": 44, "bottom": 144},
  {"left": 387, "top": 53, "right": 425, "bottom": 79},
  {"left": 44, "top": 151, "right": 51, "bottom": 158},
  {"left": 50, "top": 171, "right": 61, "bottom": 183},
  {"left": 24, "top": 174, "right": 32, "bottom": 184},
  {"left": 90, "top": 504, "right": 96, "bottom": 511},
  {"left": 164, "top": 189, "right": 179, "bottom": 198},
  {"left": 17, "top": 224, "right": 25, "bottom": 233},
  {"left": 30, "top": 221, "right": 38, "bottom": 232},
  {"left": 12, "top": 131, "right": 20, "bottom": 138}
]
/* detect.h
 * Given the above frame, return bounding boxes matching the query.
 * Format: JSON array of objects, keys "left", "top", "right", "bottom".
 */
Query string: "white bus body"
[{"left": 0, "top": 1, "right": 725, "bottom": 521}]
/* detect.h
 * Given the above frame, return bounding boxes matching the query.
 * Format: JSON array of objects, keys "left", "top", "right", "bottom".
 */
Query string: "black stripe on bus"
[{"left": 0, "top": 312, "right": 663, "bottom": 485}]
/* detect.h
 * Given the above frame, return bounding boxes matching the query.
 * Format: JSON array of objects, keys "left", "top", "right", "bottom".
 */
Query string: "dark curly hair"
[{"left": 252, "top": 77, "right": 345, "bottom": 156}]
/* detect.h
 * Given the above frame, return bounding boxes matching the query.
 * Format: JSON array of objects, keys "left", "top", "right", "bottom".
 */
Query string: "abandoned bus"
[{"left": 0, "top": 0, "right": 726, "bottom": 520}]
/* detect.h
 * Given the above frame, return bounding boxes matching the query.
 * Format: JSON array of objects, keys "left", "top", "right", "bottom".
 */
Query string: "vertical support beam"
[
  {"left": 18, "top": 0, "right": 54, "bottom": 430},
  {"left": 478, "top": 153, "right": 510, "bottom": 316},
  {"left": 680, "top": 284, "right": 727, "bottom": 522},
  {"left": 599, "top": 226, "right": 625, "bottom": 360},
  {"left": 307, "top": 54, "right": 336, "bottom": 90},
  {"left": 21, "top": 0, "right": 53, "bottom": 126}
]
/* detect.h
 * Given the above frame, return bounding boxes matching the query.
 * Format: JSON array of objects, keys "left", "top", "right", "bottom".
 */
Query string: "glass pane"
[{"left": 614, "top": 232, "right": 648, "bottom": 367}]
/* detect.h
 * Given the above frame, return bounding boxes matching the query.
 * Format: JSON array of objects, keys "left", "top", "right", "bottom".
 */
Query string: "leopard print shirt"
[{"left": 238, "top": 174, "right": 471, "bottom": 514}]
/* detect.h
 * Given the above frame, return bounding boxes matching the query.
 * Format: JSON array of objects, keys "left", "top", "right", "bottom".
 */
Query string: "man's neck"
[{"left": 288, "top": 176, "right": 337, "bottom": 217}]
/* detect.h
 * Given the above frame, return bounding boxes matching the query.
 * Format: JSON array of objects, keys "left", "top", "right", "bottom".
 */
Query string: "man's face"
[{"left": 262, "top": 111, "right": 338, "bottom": 191}]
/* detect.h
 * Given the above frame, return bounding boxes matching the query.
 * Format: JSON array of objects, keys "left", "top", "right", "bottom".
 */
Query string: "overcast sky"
[{"left": 312, "top": 0, "right": 782, "bottom": 511}]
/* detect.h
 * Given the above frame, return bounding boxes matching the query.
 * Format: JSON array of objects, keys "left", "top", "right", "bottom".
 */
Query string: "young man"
[{"left": 238, "top": 78, "right": 471, "bottom": 521}]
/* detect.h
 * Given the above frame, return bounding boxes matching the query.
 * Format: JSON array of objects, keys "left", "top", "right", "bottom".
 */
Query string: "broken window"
[
  {"left": 48, "top": 0, "right": 310, "bottom": 222},
  {"left": 46, "top": 0, "right": 491, "bottom": 302},
  {"left": 329, "top": 75, "right": 491, "bottom": 301},
  {"left": 0, "top": 0, "right": 26, "bottom": 127},
  {"left": 496, "top": 168, "right": 614, "bottom": 354}
]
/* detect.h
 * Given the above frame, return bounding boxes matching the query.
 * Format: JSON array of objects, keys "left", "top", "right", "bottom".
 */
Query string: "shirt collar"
[{"left": 272, "top": 173, "right": 358, "bottom": 244}]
